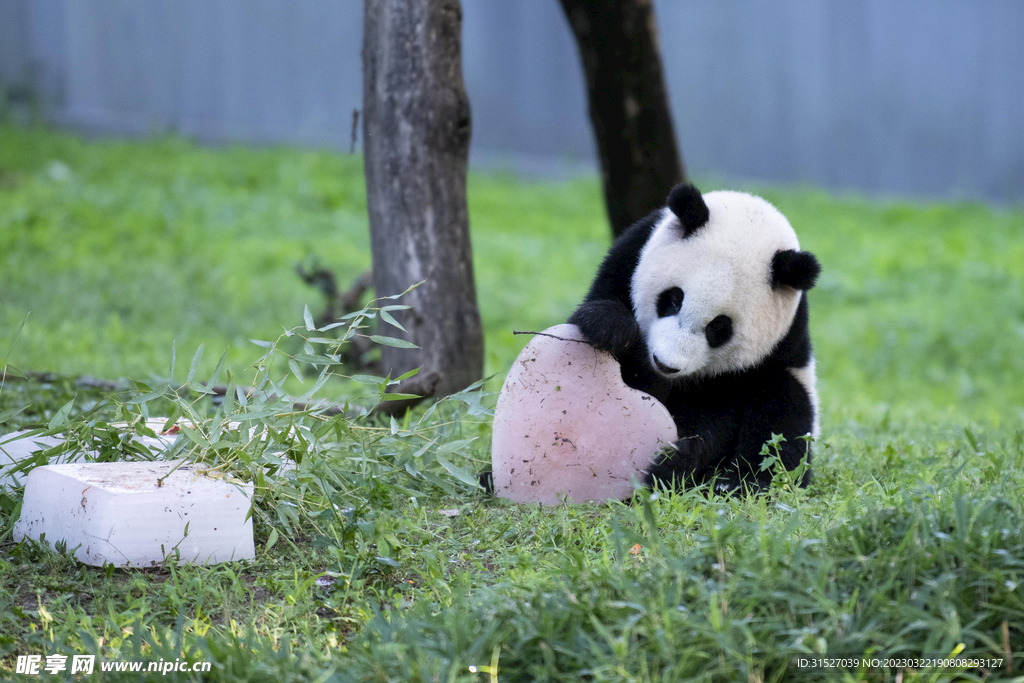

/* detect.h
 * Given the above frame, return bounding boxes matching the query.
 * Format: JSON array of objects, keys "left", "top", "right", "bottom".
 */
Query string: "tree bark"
[
  {"left": 363, "top": 0, "right": 483, "bottom": 410},
  {"left": 558, "top": 0, "right": 686, "bottom": 238}
]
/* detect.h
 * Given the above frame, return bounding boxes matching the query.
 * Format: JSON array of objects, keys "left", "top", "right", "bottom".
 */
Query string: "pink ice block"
[{"left": 491, "top": 324, "right": 677, "bottom": 504}]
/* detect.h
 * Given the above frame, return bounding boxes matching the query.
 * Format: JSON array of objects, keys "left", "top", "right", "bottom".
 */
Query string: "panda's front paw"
[
  {"left": 568, "top": 300, "right": 640, "bottom": 357},
  {"left": 670, "top": 435, "right": 712, "bottom": 475},
  {"left": 712, "top": 475, "right": 741, "bottom": 495},
  {"left": 645, "top": 438, "right": 709, "bottom": 489},
  {"left": 585, "top": 322, "right": 639, "bottom": 358},
  {"left": 712, "top": 476, "right": 768, "bottom": 496},
  {"left": 711, "top": 461, "right": 769, "bottom": 495}
]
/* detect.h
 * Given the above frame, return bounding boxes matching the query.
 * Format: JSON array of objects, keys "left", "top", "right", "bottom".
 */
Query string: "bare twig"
[
  {"left": 350, "top": 109, "right": 361, "bottom": 154},
  {"left": 512, "top": 330, "right": 594, "bottom": 345}
]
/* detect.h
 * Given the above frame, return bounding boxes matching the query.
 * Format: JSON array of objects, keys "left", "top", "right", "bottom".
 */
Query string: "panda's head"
[{"left": 630, "top": 184, "right": 820, "bottom": 380}]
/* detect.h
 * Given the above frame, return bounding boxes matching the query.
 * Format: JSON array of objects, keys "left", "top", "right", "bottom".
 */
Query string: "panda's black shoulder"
[
  {"left": 582, "top": 208, "right": 663, "bottom": 304},
  {"left": 765, "top": 293, "right": 813, "bottom": 369}
]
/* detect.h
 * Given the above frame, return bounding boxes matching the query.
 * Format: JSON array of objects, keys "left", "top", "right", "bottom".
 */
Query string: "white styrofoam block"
[
  {"left": 13, "top": 461, "right": 255, "bottom": 567},
  {"left": 0, "top": 419, "right": 179, "bottom": 490}
]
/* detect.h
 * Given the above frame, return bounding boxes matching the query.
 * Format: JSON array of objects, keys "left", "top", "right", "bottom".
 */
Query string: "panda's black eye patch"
[
  {"left": 705, "top": 315, "right": 733, "bottom": 348},
  {"left": 656, "top": 287, "right": 684, "bottom": 318}
]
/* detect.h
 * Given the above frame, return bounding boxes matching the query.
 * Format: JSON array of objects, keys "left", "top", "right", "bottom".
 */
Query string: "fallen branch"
[{"left": 2, "top": 369, "right": 120, "bottom": 392}]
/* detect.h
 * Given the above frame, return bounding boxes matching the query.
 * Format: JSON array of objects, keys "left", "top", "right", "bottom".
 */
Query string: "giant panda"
[{"left": 568, "top": 183, "right": 821, "bottom": 493}]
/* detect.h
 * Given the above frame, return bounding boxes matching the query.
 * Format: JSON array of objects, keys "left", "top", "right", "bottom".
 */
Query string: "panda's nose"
[{"left": 652, "top": 355, "right": 680, "bottom": 375}]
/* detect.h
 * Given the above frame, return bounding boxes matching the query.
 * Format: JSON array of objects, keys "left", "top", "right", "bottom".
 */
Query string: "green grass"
[
  {"left": 1, "top": 126, "right": 1023, "bottom": 682},
  {"left": 3, "top": 127, "right": 1022, "bottom": 420},
  {"left": 0, "top": 126, "right": 605, "bottom": 385}
]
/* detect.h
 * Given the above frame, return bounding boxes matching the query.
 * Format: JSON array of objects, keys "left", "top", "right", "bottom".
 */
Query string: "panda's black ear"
[
  {"left": 772, "top": 250, "right": 821, "bottom": 291},
  {"left": 666, "top": 183, "right": 709, "bottom": 237}
]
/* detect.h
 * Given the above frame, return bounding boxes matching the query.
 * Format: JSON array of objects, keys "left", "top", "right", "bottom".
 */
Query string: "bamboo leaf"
[
  {"left": 288, "top": 359, "right": 304, "bottom": 384},
  {"left": 436, "top": 437, "right": 477, "bottom": 456},
  {"left": 291, "top": 354, "right": 343, "bottom": 366},
  {"left": 126, "top": 386, "right": 168, "bottom": 405},
  {"left": 370, "top": 335, "right": 419, "bottom": 349},
  {"left": 383, "top": 281, "right": 423, "bottom": 300},
  {"left": 436, "top": 454, "right": 481, "bottom": 489},
  {"left": 186, "top": 343, "right": 205, "bottom": 383},
  {"left": 297, "top": 371, "right": 332, "bottom": 403},
  {"left": 0, "top": 406, "right": 27, "bottom": 425},
  {"left": 381, "top": 392, "right": 421, "bottom": 402},
  {"left": 179, "top": 424, "right": 210, "bottom": 448},
  {"left": 206, "top": 348, "right": 229, "bottom": 389},
  {"left": 420, "top": 471, "right": 457, "bottom": 497},
  {"left": 2, "top": 312, "right": 30, "bottom": 363},
  {"left": 379, "top": 309, "right": 406, "bottom": 332},
  {"left": 395, "top": 367, "right": 420, "bottom": 382},
  {"left": 47, "top": 399, "right": 75, "bottom": 431},
  {"left": 169, "top": 340, "right": 177, "bottom": 381}
]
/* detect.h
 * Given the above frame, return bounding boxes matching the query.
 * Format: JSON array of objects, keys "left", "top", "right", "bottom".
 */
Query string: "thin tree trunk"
[
  {"left": 363, "top": 0, "right": 483, "bottom": 410},
  {"left": 558, "top": 0, "right": 685, "bottom": 238}
]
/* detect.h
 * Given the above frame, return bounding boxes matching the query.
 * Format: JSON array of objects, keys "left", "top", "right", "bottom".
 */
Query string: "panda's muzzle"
[{"left": 652, "top": 355, "right": 680, "bottom": 375}]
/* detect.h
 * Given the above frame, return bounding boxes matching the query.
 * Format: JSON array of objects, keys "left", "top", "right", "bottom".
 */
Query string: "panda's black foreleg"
[
  {"left": 477, "top": 470, "right": 494, "bottom": 495},
  {"left": 567, "top": 299, "right": 640, "bottom": 358},
  {"left": 718, "top": 439, "right": 812, "bottom": 493},
  {"left": 728, "top": 373, "right": 815, "bottom": 491},
  {"left": 642, "top": 432, "right": 720, "bottom": 490}
]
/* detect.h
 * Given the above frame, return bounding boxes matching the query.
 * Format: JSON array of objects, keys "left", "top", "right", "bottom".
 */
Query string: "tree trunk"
[
  {"left": 363, "top": 0, "right": 483, "bottom": 410},
  {"left": 558, "top": 0, "right": 686, "bottom": 238}
]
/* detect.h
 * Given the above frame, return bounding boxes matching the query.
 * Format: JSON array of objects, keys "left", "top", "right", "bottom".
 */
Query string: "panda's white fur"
[
  {"left": 631, "top": 191, "right": 804, "bottom": 380},
  {"left": 789, "top": 357, "right": 820, "bottom": 438}
]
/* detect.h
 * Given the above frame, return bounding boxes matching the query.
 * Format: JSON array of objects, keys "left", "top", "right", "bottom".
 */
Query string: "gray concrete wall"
[
  {"left": 659, "top": 1, "right": 1024, "bottom": 200},
  {"left": 1, "top": 0, "right": 1022, "bottom": 201}
]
